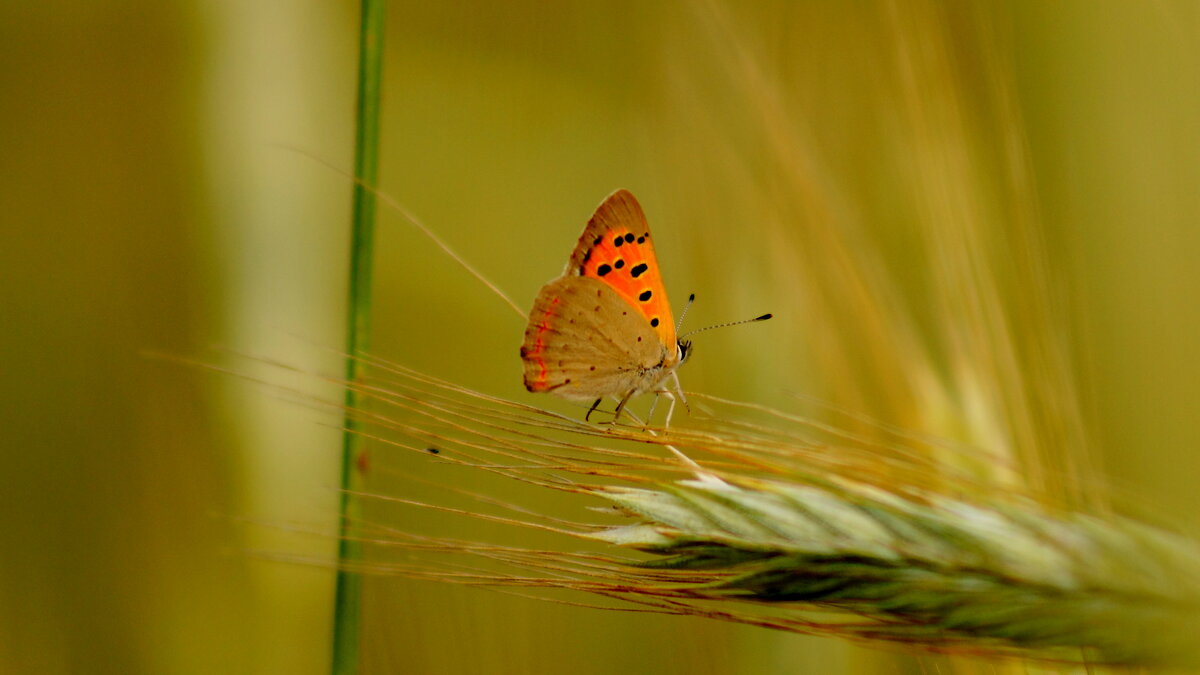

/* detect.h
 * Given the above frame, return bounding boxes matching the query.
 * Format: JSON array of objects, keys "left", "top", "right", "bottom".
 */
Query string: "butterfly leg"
[
  {"left": 669, "top": 371, "right": 690, "bottom": 415},
  {"left": 662, "top": 390, "right": 677, "bottom": 429},
  {"left": 611, "top": 390, "right": 636, "bottom": 424},
  {"left": 585, "top": 398, "right": 603, "bottom": 422},
  {"left": 661, "top": 372, "right": 689, "bottom": 427},
  {"left": 646, "top": 393, "right": 662, "bottom": 427}
]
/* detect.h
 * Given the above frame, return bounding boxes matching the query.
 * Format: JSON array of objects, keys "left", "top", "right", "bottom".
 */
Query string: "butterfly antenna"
[
  {"left": 675, "top": 293, "right": 696, "bottom": 333},
  {"left": 678, "top": 312, "right": 773, "bottom": 340}
]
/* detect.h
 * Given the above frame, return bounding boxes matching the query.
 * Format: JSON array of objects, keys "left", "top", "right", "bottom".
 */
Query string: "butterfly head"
[{"left": 677, "top": 339, "right": 693, "bottom": 366}]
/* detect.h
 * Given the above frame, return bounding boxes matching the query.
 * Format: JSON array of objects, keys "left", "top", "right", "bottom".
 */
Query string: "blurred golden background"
[{"left": 2, "top": 1, "right": 1199, "bottom": 673}]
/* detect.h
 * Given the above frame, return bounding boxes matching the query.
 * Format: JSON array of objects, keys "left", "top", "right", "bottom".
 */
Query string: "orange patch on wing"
[
  {"left": 523, "top": 296, "right": 559, "bottom": 391},
  {"left": 577, "top": 226, "right": 674, "bottom": 348}
]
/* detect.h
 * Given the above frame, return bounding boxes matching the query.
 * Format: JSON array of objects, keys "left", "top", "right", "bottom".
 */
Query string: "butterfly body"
[{"left": 521, "top": 190, "right": 688, "bottom": 416}]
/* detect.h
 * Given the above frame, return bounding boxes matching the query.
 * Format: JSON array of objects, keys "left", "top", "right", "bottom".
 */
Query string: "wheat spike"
[{"left": 586, "top": 475, "right": 1200, "bottom": 666}]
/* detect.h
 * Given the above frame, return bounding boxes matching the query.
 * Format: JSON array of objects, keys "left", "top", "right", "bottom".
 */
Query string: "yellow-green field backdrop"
[{"left": 3, "top": 2, "right": 1199, "bottom": 673}]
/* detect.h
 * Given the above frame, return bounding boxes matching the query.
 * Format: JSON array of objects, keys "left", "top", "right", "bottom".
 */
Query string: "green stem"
[{"left": 332, "top": 1, "right": 385, "bottom": 673}]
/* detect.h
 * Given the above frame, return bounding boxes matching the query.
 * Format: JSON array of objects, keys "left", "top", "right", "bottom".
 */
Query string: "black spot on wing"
[
  {"left": 639, "top": 290, "right": 652, "bottom": 302},
  {"left": 630, "top": 263, "right": 648, "bottom": 278}
]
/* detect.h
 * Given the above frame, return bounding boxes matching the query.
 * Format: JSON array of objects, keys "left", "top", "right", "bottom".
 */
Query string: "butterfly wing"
[
  {"left": 521, "top": 276, "right": 667, "bottom": 400},
  {"left": 565, "top": 189, "right": 677, "bottom": 349}
]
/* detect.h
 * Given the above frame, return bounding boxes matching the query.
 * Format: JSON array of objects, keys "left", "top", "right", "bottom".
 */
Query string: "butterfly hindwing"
[
  {"left": 521, "top": 276, "right": 664, "bottom": 399},
  {"left": 566, "top": 190, "right": 677, "bottom": 349}
]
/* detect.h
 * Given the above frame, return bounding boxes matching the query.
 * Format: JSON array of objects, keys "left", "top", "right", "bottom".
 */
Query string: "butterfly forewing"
[
  {"left": 566, "top": 189, "right": 677, "bottom": 348},
  {"left": 521, "top": 277, "right": 664, "bottom": 399}
]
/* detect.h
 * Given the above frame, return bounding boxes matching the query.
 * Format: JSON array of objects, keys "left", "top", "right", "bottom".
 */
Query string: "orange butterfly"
[{"left": 520, "top": 189, "right": 692, "bottom": 423}]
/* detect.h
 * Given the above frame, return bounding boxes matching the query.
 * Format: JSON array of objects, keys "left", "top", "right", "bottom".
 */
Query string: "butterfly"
[{"left": 520, "top": 189, "right": 691, "bottom": 423}]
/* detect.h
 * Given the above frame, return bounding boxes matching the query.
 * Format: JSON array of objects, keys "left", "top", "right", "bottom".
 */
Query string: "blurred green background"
[{"left": 3, "top": 1, "right": 1199, "bottom": 673}]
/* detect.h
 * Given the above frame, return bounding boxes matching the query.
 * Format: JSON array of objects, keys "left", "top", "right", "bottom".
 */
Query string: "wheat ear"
[{"left": 585, "top": 474, "right": 1200, "bottom": 666}]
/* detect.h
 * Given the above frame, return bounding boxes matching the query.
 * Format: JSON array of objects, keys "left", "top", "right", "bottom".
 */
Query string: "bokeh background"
[{"left": 3, "top": 1, "right": 1200, "bottom": 673}]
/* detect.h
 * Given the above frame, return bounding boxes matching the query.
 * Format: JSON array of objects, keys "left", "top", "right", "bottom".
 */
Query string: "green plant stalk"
[{"left": 332, "top": 1, "right": 386, "bottom": 673}]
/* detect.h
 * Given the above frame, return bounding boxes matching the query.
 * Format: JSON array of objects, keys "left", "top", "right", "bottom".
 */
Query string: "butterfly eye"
[{"left": 678, "top": 340, "right": 693, "bottom": 364}]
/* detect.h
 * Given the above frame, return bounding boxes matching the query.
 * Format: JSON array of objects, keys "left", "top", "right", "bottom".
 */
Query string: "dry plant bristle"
[{"left": 228, "top": 350, "right": 1200, "bottom": 668}]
